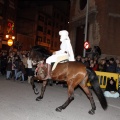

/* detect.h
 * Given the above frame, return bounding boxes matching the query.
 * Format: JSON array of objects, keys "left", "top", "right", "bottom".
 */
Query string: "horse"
[{"left": 29, "top": 45, "right": 108, "bottom": 115}]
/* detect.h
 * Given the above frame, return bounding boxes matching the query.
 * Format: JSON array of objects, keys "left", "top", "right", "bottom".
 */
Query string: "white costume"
[{"left": 46, "top": 30, "right": 75, "bottom": 65}]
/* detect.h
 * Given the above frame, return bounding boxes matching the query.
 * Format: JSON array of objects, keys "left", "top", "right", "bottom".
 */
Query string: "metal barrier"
[{"left": 87, "top": 71, "right": 119, "bottom": 90}]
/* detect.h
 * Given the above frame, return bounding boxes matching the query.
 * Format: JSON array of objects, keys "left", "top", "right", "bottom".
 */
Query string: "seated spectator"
[{"left": 104, "top": 77, "right": 119, "bottom": 98}]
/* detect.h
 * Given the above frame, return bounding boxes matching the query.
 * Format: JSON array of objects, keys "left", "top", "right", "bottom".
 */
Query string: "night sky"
[{"left": 18, "top": 0, "right": 70, "bottom": 13}]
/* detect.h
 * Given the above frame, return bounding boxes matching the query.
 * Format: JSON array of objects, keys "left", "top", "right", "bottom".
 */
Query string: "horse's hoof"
[
  {"left": 34, "top": 88, "right": 39, "bottom": 95},
  {"left": 36, "top": 96, "right": 43, "bottom": 101},
  {"left": 88, "top": 109, "right": 95, "bottom": 115},
  {"left": 56, "top": 106, "right": 62, "bottom": 112}
]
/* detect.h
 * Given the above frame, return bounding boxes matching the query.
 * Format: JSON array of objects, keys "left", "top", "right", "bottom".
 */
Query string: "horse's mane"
[{"left": 30, "top": 45, "right": 52, "bottom": 61}]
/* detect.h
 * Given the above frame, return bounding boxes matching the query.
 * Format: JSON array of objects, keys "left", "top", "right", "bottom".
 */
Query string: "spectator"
[
  {"left": 116, "top": 63, "right": 120, "bottom": 74},
  {"left": 27, "top": 54, "right": 33, "bottom": 83},
  {"left": 93, "top": 60, "right": 99, "bottom": 71},
  {"left": 21, "top": 54, "right": 28, "bottom": 80},
  {"left": 89, "top": 61, "right": 94, "bottom": 70},
  {"left": 13, "top": 56, "right": 20, "bottom": 80},
  {"left": 84, "top": 57, "right": 90, "bottom": 67},
  {"left": 75, "top": 55, "right": 81, "bottom": 62},
  {"left": 98, "top": 59, "right": 107, "bottom": 72},
  {"left": 104, "top": 77, "right": 119, "bottom": 98},
  {"left": 0, "top": 52, "right": 7, "bottom": 75},
  {"left": 6, "top": 53, "right": 13, "bottom": 80},
  {"left": 106, "top": 58, "right": 117, "bottom": 73},
  {"left": 15, "top": 61, "right": 26, "bottom": 82}
]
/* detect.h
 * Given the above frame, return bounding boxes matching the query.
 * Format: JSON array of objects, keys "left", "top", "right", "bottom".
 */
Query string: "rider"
[{"left": 43, "top": 30, "right": 75, "bottom": 80}]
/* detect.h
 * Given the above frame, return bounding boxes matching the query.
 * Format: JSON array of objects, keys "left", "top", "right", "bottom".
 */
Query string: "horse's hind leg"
[
  {"left": 80, "top": 85, "right": 96, "bottom": 115},
  {"left": 56, "top": 84, "right": 74, "bottom": 112},
  {"left": 36, "top": 80, "right": 47, "bottom": 101}
]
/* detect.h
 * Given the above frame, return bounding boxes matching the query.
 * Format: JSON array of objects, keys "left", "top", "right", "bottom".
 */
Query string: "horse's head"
[{"left": 30, "top": 45, "right": 51, "bottom": 62}]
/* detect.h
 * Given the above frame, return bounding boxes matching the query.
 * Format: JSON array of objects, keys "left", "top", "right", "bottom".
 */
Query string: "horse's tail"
[
  {"left": 87, "top": 68, "right": 108, "bottom": 110},
  {"left": 30, "top": 77, "right": 39, "bottom": 95}
]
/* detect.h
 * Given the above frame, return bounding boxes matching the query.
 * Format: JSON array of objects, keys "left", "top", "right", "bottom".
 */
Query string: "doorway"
[{"left": 75, "top": 25, "right": 85, "bottom": 56}]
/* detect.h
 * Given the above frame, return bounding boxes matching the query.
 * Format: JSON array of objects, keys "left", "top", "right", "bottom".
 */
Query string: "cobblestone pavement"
[{"left": 0, "top": 75, "right": 120, "bottom": 120}]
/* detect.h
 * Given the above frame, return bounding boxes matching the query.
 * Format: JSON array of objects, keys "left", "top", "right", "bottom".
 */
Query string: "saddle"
[{"left": 52, "top": 55, "right": 69, "bottom": 71}]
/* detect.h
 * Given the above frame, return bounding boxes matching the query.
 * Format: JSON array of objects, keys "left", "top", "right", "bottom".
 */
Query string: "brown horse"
[{"left": 30, "top": 45, "right": 107, "bottom": 115}]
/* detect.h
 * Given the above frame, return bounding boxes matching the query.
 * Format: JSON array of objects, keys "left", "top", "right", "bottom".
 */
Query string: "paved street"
[{"left": 0, "top": 75, "right": 120, "bottom": 120}]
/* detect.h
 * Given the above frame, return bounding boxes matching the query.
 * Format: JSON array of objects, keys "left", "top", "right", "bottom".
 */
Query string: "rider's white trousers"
[{"left": 46, "top": 53, "right": 67, "bottom": 65}]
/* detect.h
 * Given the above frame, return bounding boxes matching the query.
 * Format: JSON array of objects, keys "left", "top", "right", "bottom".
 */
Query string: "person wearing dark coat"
[
  {"left": 106, "top": 58, "right": 117, "bottom": 73},
  {"left": 6, "top": 56, "right": 12, "bottom": 80},
  {"left": 15, "top": 60, "right": 26, "bottom": 82},
  {"left": 0, "top": 52, "right": 7, "bottom": 75}
]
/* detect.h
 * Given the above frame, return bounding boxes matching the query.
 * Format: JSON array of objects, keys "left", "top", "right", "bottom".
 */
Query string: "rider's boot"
[{"left": 43, "top": 63, "right": 51, "bottom": 80}]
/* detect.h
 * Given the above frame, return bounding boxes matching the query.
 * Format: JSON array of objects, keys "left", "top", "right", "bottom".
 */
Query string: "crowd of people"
[
  {"left": 75, "top": 54, "right": 120, "bottom": 98},
  {"left": 0, "top": 51, "right": 120, "bottom": 77},
  {"left": 0, "top": 50, "right": 120, "bottom": 97},
  {"left": 75, "top": 55, "right": 120, "bottom": 74},
  {"left": 0, "top": 50, "right": 34, "bottom": 83}
]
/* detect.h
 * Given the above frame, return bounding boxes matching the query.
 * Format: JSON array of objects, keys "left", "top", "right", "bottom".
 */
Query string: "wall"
[{"left": 69, "top": 0, "right": 120, "bottom": 58}]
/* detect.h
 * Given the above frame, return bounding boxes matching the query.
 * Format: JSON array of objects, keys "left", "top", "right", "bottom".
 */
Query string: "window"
[
  {"left": 61, "top": 17, "right": 63, "bottom": 22},
  {"left": 47, "top": 39, "right": 50, "bottom": 44},
  {"left": 51, "top": 41, "right": 53, "bottom": 47},
  {"left": 53, "top": 22, "right": 55, "bottom": 27},
  {"left": 37, "top": 36, "right": 42, "bottom": 44},
  {"left": 37, "top": 26, "right": 43, "bottom": 32},
  {"left": 44, "top": 28, "right": 46, "bottom": 34},
  {"left": 38, "top": 15, "right": 44, "bottom": 22},
  {"left": 43, "top": 36, "right": 46, "bottom": 43},
  {"left": 37, "top": 36, "right": 42, "bottom": 42},
  {"left": 56, "top": 23, "right": 58, "bottom": 28},
  {"left": 45, "top": 19, "right": 47, "bottom": 25},
  {"left": 60, "top": 25, "right": 63, "bottom": 30},
  {"left": 52, "top": 32, "right": 54, "bottom": 37},
  {"left": 57, "top": 13, "right": 59, "bottom": 19},
  {"left": 47, "top": 30, "right": 51, "bottom": 35},
  {"left": 48, "top": 21, "right": 51, "bottom": 26},
  {"left": 55, "top": 32, "right": 58, "bottom": 38},
  {"left": 54, "top": 42, "right": 57, "bottom": 47},
  {"left": 0, "top": 4, "right": 3, "bottom": 16}
]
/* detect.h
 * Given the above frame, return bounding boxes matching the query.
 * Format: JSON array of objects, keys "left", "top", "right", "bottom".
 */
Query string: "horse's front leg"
[
  {"left": 56, "top": 84, "right": 74, "bottom": 112},
  {"left": 36, "top": 80, "right": 47, "bottom": 101},
  {"left": 31, "top": 76, "right": 39, "bottom": 95}
]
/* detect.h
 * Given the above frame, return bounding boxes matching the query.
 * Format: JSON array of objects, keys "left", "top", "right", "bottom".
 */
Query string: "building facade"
[
  {"left": 17, "top": 3, "right": 69, "bottom": 51},
  {"left": 16, "top": 5, "right": 37, "bottom": 50},
  {"left": 37, "top": 5, "right": 69, "bottom": 52},
  {"left": 0, "top": 0, "right": 17, "bottom": 50},
  {"left": 69, "top": 0, "right": 120, "bottom": 58}
]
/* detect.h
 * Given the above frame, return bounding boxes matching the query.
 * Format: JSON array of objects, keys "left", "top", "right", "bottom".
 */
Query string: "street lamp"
[
  {"left": 7, "top": 39, "right": 13, "bottom": 46},
  {"left": 5, "top": 34, "right": 15, "bottom": 46}
]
